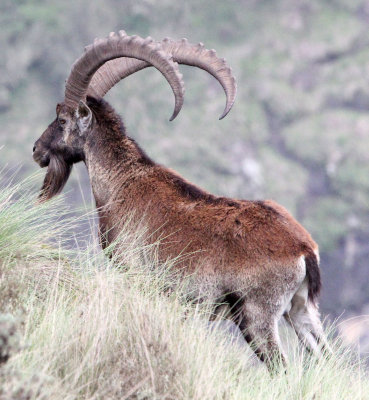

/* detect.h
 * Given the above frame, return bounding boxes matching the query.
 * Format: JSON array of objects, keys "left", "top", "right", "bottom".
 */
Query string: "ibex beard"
[{"left": 38, "top": 154, "right": 73, "bottom": 201}]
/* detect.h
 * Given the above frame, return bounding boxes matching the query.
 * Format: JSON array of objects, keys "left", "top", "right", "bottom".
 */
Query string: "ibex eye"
[{"left": 59, "top": 119, "right": 66, "bottom": 126}]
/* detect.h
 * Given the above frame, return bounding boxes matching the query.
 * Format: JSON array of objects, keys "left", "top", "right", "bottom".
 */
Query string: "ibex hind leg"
[
  {"left": 284, "top": 278, "right": 332, "bottom": 357},
  {"left": 229, "top": 297, "right": 287, "bottom": 372}
]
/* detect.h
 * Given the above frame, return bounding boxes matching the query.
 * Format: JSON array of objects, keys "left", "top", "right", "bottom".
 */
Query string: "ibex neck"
[
  {"left": 84, "top": 98, "right": 155, "bottom": 211},
  {"left": 82, "top": 98, "right": 158, "bottom": 247},
  {"left": 84, "top": 131, "right": 154, "bottom": 208}
]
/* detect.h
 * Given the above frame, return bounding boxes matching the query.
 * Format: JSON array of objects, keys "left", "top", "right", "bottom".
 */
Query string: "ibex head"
[
  {"left": 33, "top": 31, "right": 237, "bottom": 200},
  {"left": 33, "top": 101, "right": 91, "bottom": 200}
]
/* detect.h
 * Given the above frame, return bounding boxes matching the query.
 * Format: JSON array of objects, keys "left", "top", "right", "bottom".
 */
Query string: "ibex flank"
[{"left": 33, "top": 31, "right": 329, "bottom": 371}]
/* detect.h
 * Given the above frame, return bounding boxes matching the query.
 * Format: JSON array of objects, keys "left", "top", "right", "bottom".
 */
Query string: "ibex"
[{"left": 33, "top": 31, "right": 329, "bottom": 370}]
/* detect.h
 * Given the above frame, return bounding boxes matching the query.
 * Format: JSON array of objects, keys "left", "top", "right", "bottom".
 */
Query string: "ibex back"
[{"left": 33, "top": 31, "right": 329, "bottom": 371}]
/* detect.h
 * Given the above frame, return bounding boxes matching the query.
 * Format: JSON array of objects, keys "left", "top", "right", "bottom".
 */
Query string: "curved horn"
[
  {"left": 87, "top": 38, "right": 237, "bottom": 120},
  {"left": 65, "top": 31, "right": 185, "bottom": 121}
]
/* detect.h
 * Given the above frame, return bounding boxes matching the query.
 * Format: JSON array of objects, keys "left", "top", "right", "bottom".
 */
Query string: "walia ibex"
[{"left": 33, "top": 31, "right": 329, "bottom": 370}]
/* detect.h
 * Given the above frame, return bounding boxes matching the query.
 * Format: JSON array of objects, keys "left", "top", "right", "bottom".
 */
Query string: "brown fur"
[{"left": 33, "top": 96, "right": 328, "bottom": 371}]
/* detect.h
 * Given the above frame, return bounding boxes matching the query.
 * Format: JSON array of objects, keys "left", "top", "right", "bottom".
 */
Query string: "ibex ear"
[{"left": 76, "top": 100, "right": 92, "bottom": 135}]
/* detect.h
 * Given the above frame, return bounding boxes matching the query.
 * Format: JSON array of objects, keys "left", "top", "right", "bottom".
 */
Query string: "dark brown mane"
[
  {"left": 87, "top": 96, "right": 155, "bottom": 167},
  {"left": 86, "top": 96, "right": 243, "bottom": 207},
  {"left": 168, "top": 173, "right": 241, "bottom": 207},
  {"left": 87, "top": 96, "right": 126, "bottom": 136}
]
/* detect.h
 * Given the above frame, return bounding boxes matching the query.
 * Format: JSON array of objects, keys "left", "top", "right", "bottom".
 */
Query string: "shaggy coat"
[{"left": 34, "top": 97, "right": 328, "bottom": 370}]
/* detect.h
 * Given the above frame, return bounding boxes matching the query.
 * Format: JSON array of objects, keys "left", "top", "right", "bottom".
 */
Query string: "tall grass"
[
  {"left": 0, "top": 174, "right": 368, "bottom": 399},
  {"left": 0, "top": 172, "right": 74, "bottom": 262}
]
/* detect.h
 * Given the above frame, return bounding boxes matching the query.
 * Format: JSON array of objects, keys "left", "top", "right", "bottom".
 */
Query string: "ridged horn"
[
  {"left": 87, "top": 37, "right": 237, "bottom": 120},
  {"left": 65, "top": 32, "right": 185, "bottom": 121}
]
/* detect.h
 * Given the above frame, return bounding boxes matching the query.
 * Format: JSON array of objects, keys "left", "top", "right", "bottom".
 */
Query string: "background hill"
[{"left": 1, "top": 0, "right": 369, "bottom": 349}]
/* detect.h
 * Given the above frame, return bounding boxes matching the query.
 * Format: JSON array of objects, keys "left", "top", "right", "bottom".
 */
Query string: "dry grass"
[{"left": 0, "top": 175, "right": 368, "bottom": 399}]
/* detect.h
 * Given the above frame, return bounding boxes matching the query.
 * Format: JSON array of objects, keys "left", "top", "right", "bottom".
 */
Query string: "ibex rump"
[{"left": 33, "top": 31, "right": 328, "bottom": 370}]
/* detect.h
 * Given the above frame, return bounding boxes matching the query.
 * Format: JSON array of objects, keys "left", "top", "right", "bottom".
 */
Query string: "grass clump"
[
  {"left": 0, "top": 173, "right": 368, "bottom": 399},
  {"left": 0, "top": 171, "right": 78, "bottom": 277}
]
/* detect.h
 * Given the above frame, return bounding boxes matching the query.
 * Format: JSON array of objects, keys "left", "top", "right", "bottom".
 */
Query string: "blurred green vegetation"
[{"left": 1, "top": 0, "right": 369, "bottom": 318}]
